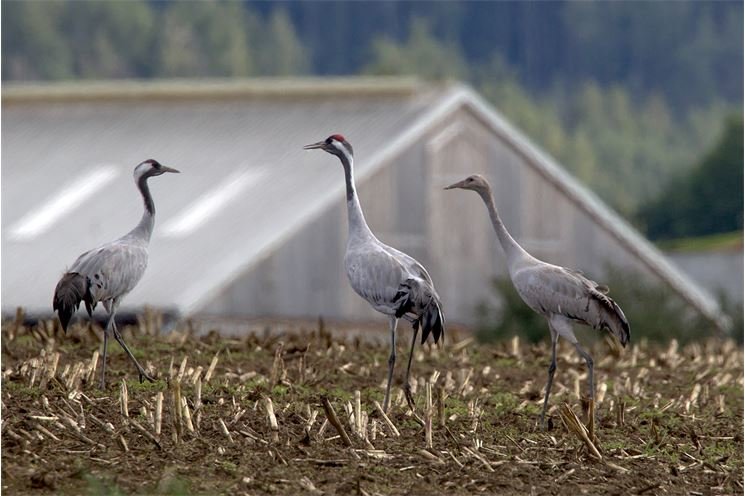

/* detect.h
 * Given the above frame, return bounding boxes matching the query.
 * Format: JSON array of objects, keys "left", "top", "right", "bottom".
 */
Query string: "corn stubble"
[{"left": 1, "top": 314, "right": 742, "bottom": 495}]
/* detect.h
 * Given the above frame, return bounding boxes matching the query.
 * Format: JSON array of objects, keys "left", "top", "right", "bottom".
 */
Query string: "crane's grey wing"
[
  {"left": 513, "top": 264, "right": 598, "bottom": 317},
  {"left": 564, "top": 267, "right": 609, "bottom": 294},
  {"left": 345, "top": 247, "right": 409, "bottom": 314},
  {"left": 347, "top": 243, "right": 445, "bottom": 344},
  {"left": 513, "top": 263, "right": 629, "bottom": 345},
  {"left": 69, "top": 240, "right": 149, "bottom": 304},
  {"left": 382, "top": 245, "right": 434, "bottom": 285}
]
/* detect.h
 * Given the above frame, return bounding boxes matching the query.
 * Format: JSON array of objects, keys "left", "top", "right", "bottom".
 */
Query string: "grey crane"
[
  {"left": 53, "top": 159, "right": 179, "bottom": 389},
  {"left": 304, "top": 134, "right": 445, "bottom": 412},
  {"left": 445, "top": 174, "right": 629, "bottom": 426}
]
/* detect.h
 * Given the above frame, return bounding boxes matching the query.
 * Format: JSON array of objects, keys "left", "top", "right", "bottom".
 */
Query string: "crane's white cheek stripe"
[
  {"left": 8, "top": 165, "right": 121, "bottom": 241},
  {"left": 160, "top": 169, "right": 264, "bottom": 238}
]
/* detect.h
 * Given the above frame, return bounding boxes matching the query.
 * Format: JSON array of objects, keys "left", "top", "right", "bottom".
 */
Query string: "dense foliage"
[
  {"left": 5, "top": 1, "right": 741, "bottom": 109},
  {"left": 637, "top": 115, "right": 744, "bottom": 240}
]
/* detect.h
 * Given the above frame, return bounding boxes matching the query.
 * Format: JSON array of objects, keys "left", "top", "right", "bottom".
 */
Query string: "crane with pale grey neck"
[
  {"left": 445, "top": 174, "right": 630, "bottom": 427},
  {"left": 53, "top": 159, "right": 180, "bottom": 389},
  {"left": 304, "top": 134, "right": 445, "bottom": 413}
]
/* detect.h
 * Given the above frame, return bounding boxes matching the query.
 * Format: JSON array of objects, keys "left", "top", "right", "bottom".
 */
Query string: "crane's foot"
[
  {"left": 539, "top": 410, "right": 554, "bottom": 431},
  {"left": 138, "top": 369, "right": 155, "bottom": 383},
  {"left": 540, "top": 416, "right": 554, "bottom": 431},
  {"left": 404, "top": 383, "right": 416, "bottom": 411}
]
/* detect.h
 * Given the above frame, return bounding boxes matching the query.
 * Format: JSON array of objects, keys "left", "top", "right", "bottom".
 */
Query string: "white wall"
[{"left": 666, "top": 250, "right": 743, "bottom": 305}]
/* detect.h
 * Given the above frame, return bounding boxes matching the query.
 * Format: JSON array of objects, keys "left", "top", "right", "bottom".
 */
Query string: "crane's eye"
[{"left": 325, "top": 137, "right": 333, "bottom": 145}]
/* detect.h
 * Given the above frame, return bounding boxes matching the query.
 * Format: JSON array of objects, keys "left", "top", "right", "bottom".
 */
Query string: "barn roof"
[{"left": 1, "top": 78, "right": 728, "bottom": 329}]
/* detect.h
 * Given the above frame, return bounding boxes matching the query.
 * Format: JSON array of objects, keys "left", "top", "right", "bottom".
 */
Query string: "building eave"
[{"left": 2, "top": 76, "right": 424, "bottom": 105}]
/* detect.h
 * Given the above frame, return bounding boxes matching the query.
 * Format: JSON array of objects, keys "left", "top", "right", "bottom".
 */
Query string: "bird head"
[
  {"left": 133, "top": 159, "right": 180, "bottom": 180},
  {"left": 444, "top": 174, "right": 491, "bottom": 194},
  {"left": 303, "top": 134, "right": 354, "bottom": 160}
]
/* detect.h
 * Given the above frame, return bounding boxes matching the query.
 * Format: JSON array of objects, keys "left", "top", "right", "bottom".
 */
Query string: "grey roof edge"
[
  {"left": 455, "top": 86, "right": 730, "bottom": 331},
  {"left": 179, "top": 83, "right": 469, "bottom": 314},
  {"left": 2, "top": 77, "right": 424, "bottom": 104}
]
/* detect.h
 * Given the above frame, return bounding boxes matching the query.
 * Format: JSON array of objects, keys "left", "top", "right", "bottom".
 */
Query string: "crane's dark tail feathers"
[
  {"left": 393, "top": 278, "right": 445, "bottom": 345},
  {"left": 594, "top": 291, "right": 630, "bottom": 347},
  {"left": 419, "top": 298, "right": 445, "bottom": 345},
  {"left": 52, "top": 272, "right": 92, "bottom": 333}
]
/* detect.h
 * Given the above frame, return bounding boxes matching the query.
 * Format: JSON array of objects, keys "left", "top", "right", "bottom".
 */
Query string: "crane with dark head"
[
  {"left": 445, "top": 174, "right": 629, "bottom": 427},
  {"left": 53, "top": 159, "right": 179, "bottom": 389},
  {"left": 305, "top": 134, "right": 445, "bottom": 412}
]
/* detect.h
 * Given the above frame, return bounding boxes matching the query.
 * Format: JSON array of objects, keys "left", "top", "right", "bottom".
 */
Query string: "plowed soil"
[{"left": 2, "top": 314, "right": 742, "bottom": 495}]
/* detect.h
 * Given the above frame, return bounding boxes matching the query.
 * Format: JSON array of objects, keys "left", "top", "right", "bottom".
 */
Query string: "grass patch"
[
  {"left": 324, "top": 386, "right": 353, "bottom": 402},
  {"left": 444, "top": 397, "right": 470, "bottom": 417},
  {"left": 271, "top": 384, "right": 289, "bottom": 397},
  {"left": 84, "top": 474, "right": 127, "bottom": 496},
  {"left": 493, "top": 357, "right": 519, "bottom": 368},
  {"left": 2, "top": 380, "right": 42, "bottom": 398},
  {"left": 156, "top": 477, "right": 191, "bottom": 496},
  {"left": 657, "top": 230, "right": 743, "bottom": 252},
  {"left": 490, "top": 391, "right": 520, "bottom": 413},
  {"left": 215, "top": 460, "right": 238, "bottom": 477},
  {"left": 126, "top": 378, "right": 167, "bottom": 393}
]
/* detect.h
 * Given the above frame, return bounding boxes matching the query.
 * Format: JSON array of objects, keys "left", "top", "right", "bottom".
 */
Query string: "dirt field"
[{"left": 2, "top": 314, "right": 742, "bottom": 495}]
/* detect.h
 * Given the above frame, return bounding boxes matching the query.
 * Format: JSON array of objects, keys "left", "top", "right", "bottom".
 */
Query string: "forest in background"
[{"left": 3, "top": 0, "right": 743, "bottom": 237}]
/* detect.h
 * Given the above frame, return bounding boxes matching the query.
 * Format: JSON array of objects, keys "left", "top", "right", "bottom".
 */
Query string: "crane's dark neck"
[
  {"left": 130, "top": 174, "right": 155, "bottom": 242},
  {"left": 338, "top": 152, "right": 373, "bottom": 240},
  {"left": 478, "top": 187, "right": 528, "bottom": 267}
]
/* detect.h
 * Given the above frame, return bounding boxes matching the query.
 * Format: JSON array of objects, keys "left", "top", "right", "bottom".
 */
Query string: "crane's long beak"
[
  {"left": 444, "top": 179, "right": 466, "bottom": 190},
  {"left": 161, "top": 166, "right": 180, "bottom": 173},
  {"left": 303, "top": 141, "right": 326, "bottom": 150}
]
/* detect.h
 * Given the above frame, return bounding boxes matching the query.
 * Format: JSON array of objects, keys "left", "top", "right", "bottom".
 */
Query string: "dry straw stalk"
[
  {"left": 321, "top": 396, "right": 353, "bottom": 447},
  {"left": 558, "top": 403, "right": 602, "bottom": 460}
]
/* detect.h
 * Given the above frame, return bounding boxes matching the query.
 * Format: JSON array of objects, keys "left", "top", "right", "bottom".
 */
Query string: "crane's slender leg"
[
  {"left": 403, "top": 321, "right": 420, "bottom": 410},
  {"left": 111, "top": 320, "right": 154, "bottom": 383},
  {"left": 100, "top": 313, "right": 114, "bottom": 390},
  {"left": 382, "top": 316, "right": 398, "bottom": 413},
  {"left": 540, "top": 323, "right": 559, "bottom": 427},
  {"left": 574, "top": 342, "right": 595, "bottom": 404}
]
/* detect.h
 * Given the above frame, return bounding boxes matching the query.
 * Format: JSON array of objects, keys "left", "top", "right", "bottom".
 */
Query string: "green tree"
[
  {"left": 61, "top": 0, "right": 155, "bottom": 78},
  {"left": 364, "top": 18, "right": 467, "bottom": 80},
  {"left": 2, "top": 1, "right": 72, "bottom": 80},
  {"left": 562, "top": 2, "right": 742, "bottom": 107},
  {"left": 637, "top": 115, "right": 744, "bottom": 239},
  {"left": 156, "top": 1, "right": 254, "bottom": 78},
  {"left": 255, "top": 9, "right": 309, "bottom": 76},
  {"left": 569, "top": 130, "right": 597, "bottom": 185},
  {"left": 476, "top": 71, "right": 731, "bottom": 218}
]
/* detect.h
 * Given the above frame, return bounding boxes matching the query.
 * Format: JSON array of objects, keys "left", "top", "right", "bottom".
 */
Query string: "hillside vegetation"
[{"left": 637, "top": 115, "right": 743, "bottom": 240}]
